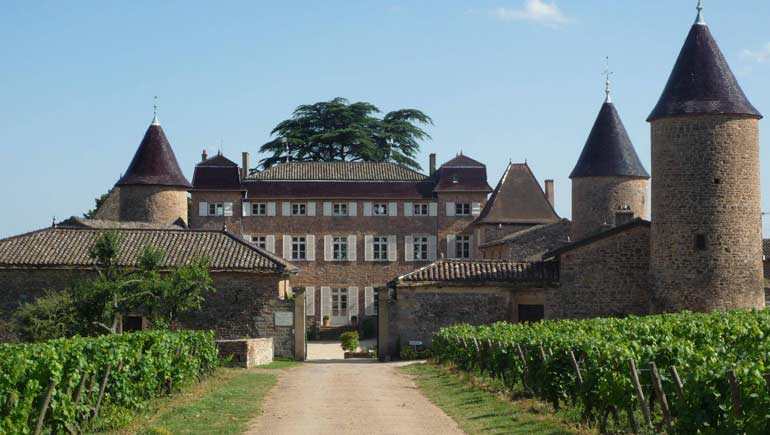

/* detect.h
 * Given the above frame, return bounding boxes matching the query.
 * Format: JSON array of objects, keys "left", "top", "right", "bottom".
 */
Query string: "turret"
[
  {"left": 115, "top": 114, "right": 192, "bottom": 224},
  {"left": 649, "top": 3, "right": 764, "bottom": 312}
]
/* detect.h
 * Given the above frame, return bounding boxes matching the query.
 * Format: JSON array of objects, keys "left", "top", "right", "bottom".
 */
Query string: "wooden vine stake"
[
  {"left": 569, "top": 350, "right": 584, "bottom": 386},
  {"left": 33, "top": 379, "right": 58, "bottom": 435},
  {"left": 627, "top": 402, "right": 639, "bottom": 434},
  {"left": 92, "top": 363, "right": 113, "bottom": 420},
  {"left": 727, "top": 369, "right": 742, "bottom": 418},
  {"left": 628, "top": 359, "right": 652, "bottom": 428},
  {"left": 669, "top": 366, "right": 685, "bottom": 403},
  {"left": 649, "top": 362, "right": 674, "bottom": 433}
]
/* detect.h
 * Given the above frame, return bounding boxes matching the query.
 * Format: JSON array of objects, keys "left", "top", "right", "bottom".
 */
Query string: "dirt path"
[{"left": 245, "top": 351, "right": 465, "bottom": 435}]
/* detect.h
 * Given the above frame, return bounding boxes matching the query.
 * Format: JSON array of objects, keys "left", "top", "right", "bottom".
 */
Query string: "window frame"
[
  {"left": 455, "top": 203, "right": 471, "bottom": 216},
  {"left": 291, "top": 203, "right": 307, "bottom": 216},
  {"left": 413, "top": 203, "right": 429, "bottom": 216},
  {"left": 456, "top": 235, "right": 471, "bottom": 259},
  {"left": 252, "top": 203, "right": 268, "bottom": 216},
  {"left": 291, "top": 236, "right": 307, "bottom": 260},
  {"left": 332, "top": 203, "right": 349, "bottom": 217},
  {"left": 250, "top": 236, "right": 267, "bottom": 250},
  {"left": 373, "top": 236, "right": 389, "bottom": 260},
  {"left": 332, "top": 236, "right": 348, "bottom": 261},
  {"left": 412, "top": 236, "right": 429, "bottom": 261},
  {"left": 209, "top": 202, "right": 225, "bottom": 216},
  {"left": 372, "top": 203, "right": 388, "bottom": 216}
]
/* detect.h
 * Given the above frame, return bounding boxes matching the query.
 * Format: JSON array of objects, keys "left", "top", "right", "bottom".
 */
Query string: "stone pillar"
[
  {"left": 293, "top": 288, "right": 306, "bottom": 361},
  {"left": 377, "top": 288, "right": 390, "bottom": 362}
]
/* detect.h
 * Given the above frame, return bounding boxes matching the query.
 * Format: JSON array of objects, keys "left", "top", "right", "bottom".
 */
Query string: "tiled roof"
[
  {"left": 544, "top": 219, "right": 650, "bottom": 259},
  {"left": 763, "top": 239, "right": 770, "bottom": 259},
  {"left": 480, "top": 219, "right": 572, "bottom": 261},
  {"left": 246, "top": 161, "right": 428, "bottom": 181},
  {"left": 648, "top": 22, "right": 761, "bottom": 122},
  {"left": 433, "top": 154, "right": 492, "bottom": 193},
  {"left": 475, "top": 163, "right": 560, "bottom": 224},
  {"left": 392, "top": 259, "right": 557, "bottom": 285},
  {"left": 198, "top": 154, "right": 238, "bottom": 167},
  {"left": 245, "top": 181, "right": 435, "bottom": 199},
  {"left": 570, "top": 102, "right": 649, "bottom": 179},
  {"left": 116, "top": 121, "right": 192, "bottom": 188},
  {"left": 439, "top": 154, "right": 485, "bottom": 168},
  {"left": 0, "top": 225, "right": 296, "bottom": 273},
  {"left": 192, "top": 154, "right": 245, "bottom": 191},
  {"left": 59, "top": 216, "right": 186, "bottom": 230}
]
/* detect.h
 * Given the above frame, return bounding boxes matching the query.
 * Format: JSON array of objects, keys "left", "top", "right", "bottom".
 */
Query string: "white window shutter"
[
  {"left": 348, "top": 287, "right": 359, "bottom": 320},
  {"left": 282, "top": 202, "right": 291, "bottom": 216},
  {"left": 320, "top": 287, "right": 331, "bottom": 320},
  {"left": 305, "top": 287, "right": 315, "bottom": 316},
  {"left": 266, "top": 235, "right": 275, "bottom": 253},
  {"left": 388, "top": 202, "right": 398, "bottom": 216},
  {"left": 267, "top": 202, "right": 277, "bottom": 216},
  {"left": 347, "top": 235, "right": 357, "bottom": 261},
  {"left": 364, "top": 287, "right": 375, "bottom": 315},
  {"left": 428, "top": 235, "right": 438, "bottom": 261},
  {"left": 307, "top": 202, "right": 316, "bottom": 216},
  {"left": 404, "top": 236, "right": 414, "bottom": 262},
  {"left": 364, "top": 235, "right": 374, "bottom": 261},
  {"left": 323, "top": 202, "right": 332, "bottom": 216},
  {"left": 224, "top": 202, "right": 233, "bottom": 217},
  {"left": 446, "top": 202, "right": 456, "bottom": 217},
  {"left": 472, "top": 202, "right": 482, "bottom": 217},
  {"left": 283, "top": 235, "right": 292, "bottom": 260},
  {"left": 243, "top": 202, "right": 251, "bottom": 217},
  {"left": 324, "top": 235, "right": 333, "bottom": 261},
  {"left": 387, "top": 235, "right": 397, "bottom": 262},
  {"left": 306, "top": 235, "right": 316, "bottom": 261},
  {"left": 404, "top": 202, "right": 413, "bottom": 217},
  {"left": 429, "top": 202, "right": 438, "bottom": 217},
  {"left": 447, "top": 234, "right": 456, "bottom": 259},
  {"left": 363, "top": 202, "right": 373, "bottom": 216},
  {"left": 349, "top": 202, "right": 357, "bottom": 216},
  {"left": 198, "top": 202, "right": 208, "bottom": 216}
]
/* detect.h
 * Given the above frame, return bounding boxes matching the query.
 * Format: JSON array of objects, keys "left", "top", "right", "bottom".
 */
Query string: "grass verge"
[
  {"left": 257, "top": 358, "right": 303, "bottom": 370},
  {"left": 401, "top": 362, "right": 595, "bottom": 435}
]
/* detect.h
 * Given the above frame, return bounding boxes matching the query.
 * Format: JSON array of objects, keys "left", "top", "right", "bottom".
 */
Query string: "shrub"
[
  {"left": 12, "top": 291, "right": 79, "bottom": 341},
  {"left": 339, "top": 331, "right": 359, "bottom": 352},
  {"left": 400, "top": 345, "right": 431, "bottom": 361}
]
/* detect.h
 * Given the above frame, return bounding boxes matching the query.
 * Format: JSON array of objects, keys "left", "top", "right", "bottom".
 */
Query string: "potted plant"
[
  {"left": 322, "top": 315, "right": 330, "bottom": 327},
  {"left": 340, "top": 331, "right": 360, "bottom": 358}
]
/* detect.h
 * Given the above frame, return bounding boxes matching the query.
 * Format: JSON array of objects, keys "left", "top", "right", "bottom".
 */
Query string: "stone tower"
[
  {"left": 570, "top": 91, "right": 649, "bottom": 241},
  {"left": 115, "top": 115, "right": 192, "bottom": 224},
  {"left": 648, "top": 5, "right": 764, "bottom": 312}
]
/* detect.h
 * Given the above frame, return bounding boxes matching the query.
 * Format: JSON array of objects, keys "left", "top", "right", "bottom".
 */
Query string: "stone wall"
[
  {"left": 476, "top": 223, "right": 533, "bottom": 246},
  {"left": 571, "top": 176, "right": 648, "bottom": 241},
  {"left": 650, "top": 115, "right": 764, "bottom": 312},
  {"left": 555, "top": 223, "right": 651, "bottom": 319},
  {"left": 119, "top": 184, "right": 188, "bottom": 225},
  {"left": 217, "top": 338, "right": 274, "bottom": 368}
]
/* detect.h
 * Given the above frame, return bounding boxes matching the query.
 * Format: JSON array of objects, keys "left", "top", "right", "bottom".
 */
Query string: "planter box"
[{"left": 344, "top": 351, "right": 375, "bottom": 359}]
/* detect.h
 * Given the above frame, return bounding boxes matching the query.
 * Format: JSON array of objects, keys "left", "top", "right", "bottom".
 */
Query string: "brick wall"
[
  {"left": 189, "top": 191, "right": 244, "bottom": 233},
  {"left": 555, "top": 224, "right": 651, "bottom": 319}
]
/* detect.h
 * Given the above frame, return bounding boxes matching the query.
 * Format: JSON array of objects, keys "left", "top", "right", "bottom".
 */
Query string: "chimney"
[
  {"left": 241, "top": 152, "right": 250, "bottom": 179},
  {"left": 545, "top": 179, "right": 555, "bottom": 208},
  {"left": 201, "top": 149, "right": 208, "bottom": 162},
  {"left": 429, "top": 153, "right": 437, "bottom": 176}
]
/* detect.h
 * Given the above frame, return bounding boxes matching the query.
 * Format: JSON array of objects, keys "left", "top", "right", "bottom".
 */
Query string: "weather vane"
[
  {"left": 152, "top": 96, "right": 160, "bottom": 125},
  {"left": 604, "top": 56, "right": 613, "bottom": 103},
  {"left": 696, "top": 0, "right": 705, "bottom": 25}
]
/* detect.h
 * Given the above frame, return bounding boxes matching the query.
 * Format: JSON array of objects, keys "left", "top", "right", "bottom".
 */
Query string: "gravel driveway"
[{"left": 245, "top": 343, "right": 465, "bottom": 435}]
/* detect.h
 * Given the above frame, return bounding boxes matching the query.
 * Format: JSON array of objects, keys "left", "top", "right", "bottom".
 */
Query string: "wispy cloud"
[
  {"left": 492, "top": 0, "right": 570, "bottom": 27},
  {"left": 741, "top": 42, "right": 770, "bottom": 63}
]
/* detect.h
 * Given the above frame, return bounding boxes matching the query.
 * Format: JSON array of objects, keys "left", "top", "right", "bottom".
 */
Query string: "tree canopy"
[{"left": 257, "top": 98, "right": 432, "bottom": 170}]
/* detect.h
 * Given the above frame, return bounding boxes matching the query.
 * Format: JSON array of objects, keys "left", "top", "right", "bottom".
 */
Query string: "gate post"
[
  {"left": 377, "top": 287, "right": 390, "bottom": 361},
  {"left": 293, "top": 288, "right": 306, "bottom": 361}
]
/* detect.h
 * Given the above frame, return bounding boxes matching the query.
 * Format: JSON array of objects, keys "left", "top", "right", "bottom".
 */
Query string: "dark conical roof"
[
  {"left": 570, "top": 102, "right": 649, "bottom": 179},
  {"left": 116, "top": 119, "right": 192, "bottom": 188},
  {"left": 648, "top": 23, "right": 761, "bottom": 122}
]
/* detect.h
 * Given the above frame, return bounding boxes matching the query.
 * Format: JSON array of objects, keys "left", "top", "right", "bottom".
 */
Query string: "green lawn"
[
  {"left": 257, "top": 358, "right": 303, "bottom": 370},
  {"left": 402, "top": 363, "right": 594, "bottom": 435}
]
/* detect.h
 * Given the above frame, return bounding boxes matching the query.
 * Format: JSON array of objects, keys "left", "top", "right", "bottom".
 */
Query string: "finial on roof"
[
  {"left": 52, "top": 216, "right": 56, "bottom": 228},
  {"left": 604, "top": 56, "right": 613, "bottom": 103},
  {"left": 151, "top": 96, "right": 160, "bottom": 125},
  {"left": 695, "top": 0, "right": 706, "bottom": 25}
]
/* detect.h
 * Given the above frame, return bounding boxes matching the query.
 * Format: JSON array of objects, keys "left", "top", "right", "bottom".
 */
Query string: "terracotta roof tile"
[
  {"left": 480, "top": 219, "right": 572, "bottom": 261},
  {"left": 246, "top": 161, "right": 428, "bottom": 181},
  {"left": 475, "top": 163, "right": 560, "bottom": 224},
  {"left": 116, "top": 122, "right": 191, "bottom": 188},
  {"left": 393, "top": 259, "right": 557, "bottom": 285}
]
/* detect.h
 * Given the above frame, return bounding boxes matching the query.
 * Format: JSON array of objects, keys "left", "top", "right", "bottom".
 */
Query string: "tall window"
[
  {"left": 291, "top": 203, "right": 307, "bottom": 216},
  {"left": 333, "top": 203, "right": 349, "bottom": 216},
  {"left": 373, "top": 237, "right": 389, "bottom": 260},
  {"left": 455, "top": 203, "right": 471, "bottom": 216},
  {"left": 333, "top": 237, "right": 348, "bottom": 260},
  {"left": 456, "top": 235, "right": 471, "bottom": 259},
  {"left": 373, "top": 203, "right": 388, "bottom": 216},
  {"left": 413, "top": 203, "right": 429, "bottom": 216},
  {"left": 252, "top": 203, "right": 267, "bottom": 216},
  {"left": 250, "top": 236, "right": 267, "bottom": 250},
  {"left": 292, "top": 236, "right": 307, "bottom": 260},
  {"left": 331, "top": 288, "right": 349, "bottom": 317},
  {"left": 209, "top": 203, "right": 225, "bottom": 216},
  {"left": 413, "top": 236, "right": 429, "bottom": 260}
]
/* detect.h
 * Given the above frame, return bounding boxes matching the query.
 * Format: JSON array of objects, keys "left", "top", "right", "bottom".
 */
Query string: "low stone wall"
[{"left": 217, "top": 338, "right": 274, "bottom": 368}]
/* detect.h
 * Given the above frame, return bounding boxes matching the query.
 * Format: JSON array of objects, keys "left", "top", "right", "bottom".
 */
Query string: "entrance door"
[
  {"left": 518, "top": 304, "right": 545, "bottom": 323},
  {"left": 331, "top": 288, "right": 349, "bottom": 326}
]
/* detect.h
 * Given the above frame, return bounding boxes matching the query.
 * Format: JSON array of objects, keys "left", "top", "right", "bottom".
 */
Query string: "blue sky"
[{"left": 1, "top": 1, "right": 770, "bottom": 238}]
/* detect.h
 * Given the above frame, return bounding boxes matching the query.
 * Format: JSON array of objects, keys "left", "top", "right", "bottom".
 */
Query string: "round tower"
[
  {"left": 115, "top": 115, "right": 191, "bottom": 224},
  {"left": 648, "top": 5, "right": 764, "bottom": 312},
  {"left": 570, "top": 85, "right": 650, "bottom": 241}
]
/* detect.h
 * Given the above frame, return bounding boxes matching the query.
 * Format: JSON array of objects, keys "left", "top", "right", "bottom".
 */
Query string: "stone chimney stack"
[
  {"left": 242, "top": 152, "right": 250, "bottom": 180},
  {"left": 545, "top": 179, "right": 555, "bottom": 208},
  {"left": 201, "top": 149, "right": 208, "bottom": 162},
  {"left": 429, "top": 153, "right": 437, "bottom": 176}
]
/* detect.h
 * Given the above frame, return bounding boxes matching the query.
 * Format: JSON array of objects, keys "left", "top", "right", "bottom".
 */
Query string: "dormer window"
[{"left": 451, "top": 174, "right": 460, "bottom": 184}]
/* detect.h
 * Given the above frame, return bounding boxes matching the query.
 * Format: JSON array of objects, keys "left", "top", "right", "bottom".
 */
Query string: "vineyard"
[
  {"left": 432, "top": 309, "right": 770, "bottom": 434},
  {"left": 0, "top": 330, "right": 218, "bottom": 434}
]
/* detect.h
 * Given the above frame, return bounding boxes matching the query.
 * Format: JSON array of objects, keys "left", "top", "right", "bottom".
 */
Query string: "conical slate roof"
[
  {"left": 570, "top": 102, "right": 649, "bottom": 179},
  {"left": 647, "top": 22, "right": 761, "bottom": 121},
  {"left": 116, "top": 118, "right": 192, "bottom": 188}
]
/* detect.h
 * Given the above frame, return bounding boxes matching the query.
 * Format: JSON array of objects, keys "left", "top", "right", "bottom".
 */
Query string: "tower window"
[{"left": 695, "top": 234, "right": 707, "bottom": 251}]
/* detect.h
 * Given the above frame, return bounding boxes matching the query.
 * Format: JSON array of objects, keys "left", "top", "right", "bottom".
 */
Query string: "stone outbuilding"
[{"left": 479, "top": 218, "right": 571, "bottom": 261}]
